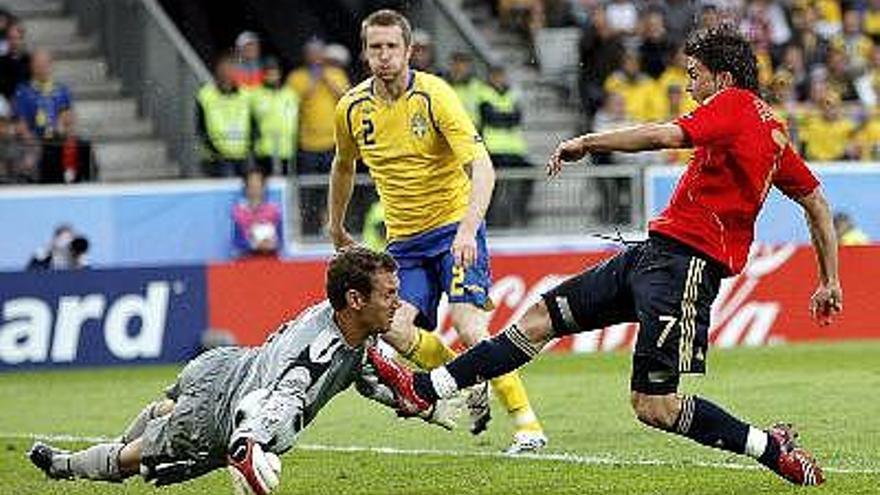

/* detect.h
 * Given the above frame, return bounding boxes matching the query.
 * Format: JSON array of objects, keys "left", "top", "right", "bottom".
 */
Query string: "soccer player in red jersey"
[{"left": 366, "top": 27, "right": 841, "bottom": 486}]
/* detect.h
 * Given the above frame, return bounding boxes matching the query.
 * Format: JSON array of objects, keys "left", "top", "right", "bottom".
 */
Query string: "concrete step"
[
  {"left": 71, "top": 79, "right": 125, "bottom": 101},
  {"left": 81, "top": 119, "right": 154, "bottom": 142},
  {"left": 76, "top": 98, "right": 141, "bottom": 127},
  {"left": 20, "top": 17, "right": 79, "bottom": 46},
  {"left": 42, "top": 36, "right": 101, "bottom": 60},
  {"left": 3, "top": 0, "right": 64, "bottom": 18},
  {"left": 95, "top": 140, "right": 179, "bottom": 182},
  {"left": 53, "top": 57, "right": 109, "bottom": 87}
]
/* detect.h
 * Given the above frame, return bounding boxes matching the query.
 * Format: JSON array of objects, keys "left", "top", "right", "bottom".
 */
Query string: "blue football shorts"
[{"left": 386, "top": 222, "right": 494, "bottom": 330}]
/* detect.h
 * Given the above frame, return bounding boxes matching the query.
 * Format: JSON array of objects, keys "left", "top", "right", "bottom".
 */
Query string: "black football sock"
[
  {"left": 672, "top": 396, "right": 750, "bottom": 454},
  {"left": 674, "top": 395, "right": 781, "bottom": 465},
  {"left": 413, "top": 324, "right": 540, "bottom": 401}
]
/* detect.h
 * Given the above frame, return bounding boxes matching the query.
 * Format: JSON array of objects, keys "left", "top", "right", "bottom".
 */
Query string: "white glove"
[
  {"left": 417, "top": 392, "right": 466, "bottom": 431},
  {"left": 227, "top": 438, "right": 282, "bottom": 495}
]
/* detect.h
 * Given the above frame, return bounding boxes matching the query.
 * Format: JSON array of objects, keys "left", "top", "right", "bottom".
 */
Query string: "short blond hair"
[{"left": 361, "top": 9, "right": 412, "bottom": 48}]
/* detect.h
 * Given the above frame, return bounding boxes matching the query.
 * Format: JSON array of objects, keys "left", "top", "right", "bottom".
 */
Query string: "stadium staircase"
[
  {"left": 10, "top": 0, "right": 178, "bottom": 181},
  {"left": 458, "top": 2, "right": 594, "bottom": 230}
]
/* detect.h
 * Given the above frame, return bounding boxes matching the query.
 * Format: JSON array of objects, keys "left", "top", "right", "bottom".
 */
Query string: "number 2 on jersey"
[{"left": 362, "top": 118, "right": 376, "bottom": 145}]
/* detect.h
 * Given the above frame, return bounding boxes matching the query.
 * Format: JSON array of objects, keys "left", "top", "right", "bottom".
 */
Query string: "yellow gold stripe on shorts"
[{"left": 678, "top": 257, "right": 705, "bottom": 372}]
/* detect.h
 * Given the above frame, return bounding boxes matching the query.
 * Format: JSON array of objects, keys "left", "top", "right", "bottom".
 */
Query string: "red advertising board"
[{"left": 208, "top": 245, "right": 878, "bottom": 350}]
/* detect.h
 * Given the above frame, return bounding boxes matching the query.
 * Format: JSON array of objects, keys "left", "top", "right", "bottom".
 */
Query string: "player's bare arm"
[
  {"left": 547, "top": 123, "right": 687, "bottom": 177},
  {"left": 452, "top": 154, "right": 495, "bottom": 268},
  {"left": 327, "top": 154, "right": 357, "bottom": 250},
  {"left": 796, "top": 188, "right": 843, "bottom": 325}
]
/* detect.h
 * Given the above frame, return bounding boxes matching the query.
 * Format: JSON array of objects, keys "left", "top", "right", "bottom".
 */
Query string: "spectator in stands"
[
  {"left": 578, "top": 5, "right": 624, "bottom": 124},
  {"left": 603, "top": 50, "right": 661, "bottom": 122},
  {"left": 767, "top": 70, "right": 802, "bottom": 142},
  {"left": 232, "top": 168, "right": 283, "bottom": 258},
  {"left": 0, "top": 95, "right": 39, "bottom": 183},
  {"left": 446, "top": 51, "right": 484, "bottom": 125},
  {"left": 799, "top": 90, "right": 857, "bottom": 161},
  {"left": 855, "top": 43, "right": 880, "bottom": 108},
  {"left": 0, "top": 7, "right": 13, "bottom": 55},
  {"left": 478, "top": 65, "right": 532, "bottom": 228},
  {"left": 0, "top": 21, "right": 29, "bottom": 99},
  {"left": 361, "top": 200, "right": 386, "bottom": 252},
  {"left": 324, "top": 43, "right": 352, "bottom": 73},
  {"left": 39, "top": 109, "right": 96, "bottom": 183},
  {"left": 232, "top": 31, "right": 265, "bottom": 89},
  {"left": 825, "top": 47, "right": 859, "bottom": 102},
  {"left": 740, "top": 0, "right": 791, "bottom": 55},
  {"left": 410, "top": 29, "right": 438, "bottom": 74},
  {"left": 196, "top": 53, "right": 254, "bottom": 178},
  {"left": 251, "top": 57, "right": 299, "bottom": 176},
  {"left": 867, "top": 0, "right": 880, "bottom": 43},
  {"left": 832, "top": 9, "right": 874, "bottom": 74},
  {"left": 638, "top": 8, "right": 672, "bottom": 79},
  {"left": 779, "top": 43, "right": 811, "bottom": 101},
  {"left": 853, "top": 109, "right": 880, "bottom": 160},
  {"left": 696, "top": 3, "right": 721, "bottom": 31},
  {"left": 496, "top": 0, "right": 539, "bottom": 37},
  {"left": 814, "top": 0, "right": 843, "bottom": 38},
  {"left": 286, "top": 38, "right": 349, "bottom": 235},
  {"left": 27, "top": 224, "right": 90, "bottom": 271},
  {"left": 13, "top": 48, "right": 71, "bottom": 139},
  {"left": 656, "top": 46, "right": 697, "bottom": 116},
  {"left": 790, "top": 5, "right": 830, "bottom": 69},
  {"left": 833, "top": 212, "right": 870, "bottom": 246}
]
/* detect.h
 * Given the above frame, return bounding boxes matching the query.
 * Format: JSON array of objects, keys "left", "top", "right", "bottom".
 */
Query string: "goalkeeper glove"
[
  {"left": 227, "top": 437, "right": 281, "bottom": 495},
  {"left": 412, "top": 393, "right": 465, "bottom": 431}
]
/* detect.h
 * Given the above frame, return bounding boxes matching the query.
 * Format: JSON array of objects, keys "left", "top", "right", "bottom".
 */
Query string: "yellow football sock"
[
  {"left": 403, "top": 327, "right": 458, "bottom": 370},
  {"left": 490, "top": 372, "right": 543, "bottom": 432}
]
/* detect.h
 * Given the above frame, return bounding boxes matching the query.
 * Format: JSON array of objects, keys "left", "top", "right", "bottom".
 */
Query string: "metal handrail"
[{"left": 140, "top": 0, "right": 212, "bottom": 84}]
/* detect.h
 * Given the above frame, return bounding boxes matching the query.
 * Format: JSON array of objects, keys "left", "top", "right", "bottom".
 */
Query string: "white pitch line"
[{"left": 3, "top": 432, "right": 878, "bottom": 476}]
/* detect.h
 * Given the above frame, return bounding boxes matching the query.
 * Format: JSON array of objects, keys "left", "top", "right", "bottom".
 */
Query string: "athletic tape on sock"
[
  {"left": 430, "top": 367, "right": 460, "bottom": 400},
  {"left": 744, "top": 427, "right": 769, "bottom": 459}
]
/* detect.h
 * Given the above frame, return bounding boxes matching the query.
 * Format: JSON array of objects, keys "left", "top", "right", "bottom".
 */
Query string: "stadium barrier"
[
  {"left": 0, "top": 179, "right": 289, "bottom": 271},
  {"left": 646, "top": 163, "right": 880, "bottom": 244},
  {"left": 1, "top": 244, "right": 874, "bottom": 370}
]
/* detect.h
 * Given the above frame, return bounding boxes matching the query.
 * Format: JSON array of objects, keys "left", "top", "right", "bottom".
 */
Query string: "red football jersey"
[{"left": 649, "top": 88, "right": 819, "bottom": 275}]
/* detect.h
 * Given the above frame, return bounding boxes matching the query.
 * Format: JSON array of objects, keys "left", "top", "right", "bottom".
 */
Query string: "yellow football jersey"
[{"left": 335, "top": 71, "right": 488, "bottom": 240}]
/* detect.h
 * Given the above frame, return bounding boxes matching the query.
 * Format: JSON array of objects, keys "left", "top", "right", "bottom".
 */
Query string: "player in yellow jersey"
[{"left": 328, "top": 9, "right": 546, "bottom": 453}]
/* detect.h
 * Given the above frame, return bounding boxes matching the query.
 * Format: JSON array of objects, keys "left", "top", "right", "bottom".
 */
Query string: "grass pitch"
[{"left": 1, "top": 341, "right": 878, "bottom": 494}]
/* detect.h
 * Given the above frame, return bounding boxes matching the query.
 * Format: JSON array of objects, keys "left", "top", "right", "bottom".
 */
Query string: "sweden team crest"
[{"left": 411, "top": 112, "right": 428, "bottom": 138}]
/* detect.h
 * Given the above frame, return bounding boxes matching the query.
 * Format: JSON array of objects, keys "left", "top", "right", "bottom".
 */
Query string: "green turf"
[{"left": 1, "top": 341, "right": 878, "bottom": 494}]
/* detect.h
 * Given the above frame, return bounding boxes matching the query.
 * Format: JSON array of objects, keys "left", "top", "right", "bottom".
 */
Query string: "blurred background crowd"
[{"left": 0, "top": 0, "right": 875, "bottom": 264}]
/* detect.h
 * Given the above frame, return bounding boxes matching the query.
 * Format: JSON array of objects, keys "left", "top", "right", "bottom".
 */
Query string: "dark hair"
[
  {"left": 326, "top": 246, "right": 398, "bottom": 310},
  {"left": 70, "top": 236, "right": 89, "bottom": 256},
  {"left": 361, "top": 9, "right": 412, "bottom": 48},
  {"left": 684, "top": 26, "right": 759, "bottom": 94}
]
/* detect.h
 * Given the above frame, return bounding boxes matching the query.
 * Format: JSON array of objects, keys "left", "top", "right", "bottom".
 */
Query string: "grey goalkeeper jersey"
[{"left": 215, "top": 301, "right": 387, "bottom": 455}]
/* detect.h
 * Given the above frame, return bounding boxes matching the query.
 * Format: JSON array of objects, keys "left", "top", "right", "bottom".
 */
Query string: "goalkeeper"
[{"left": 28, "top": 247, "right": 462, "bottom": 490}]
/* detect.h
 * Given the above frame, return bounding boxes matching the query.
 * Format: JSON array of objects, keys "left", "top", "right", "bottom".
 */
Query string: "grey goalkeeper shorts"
[{"left": 141, "top": 347, "right": 243, "bottom": 480}]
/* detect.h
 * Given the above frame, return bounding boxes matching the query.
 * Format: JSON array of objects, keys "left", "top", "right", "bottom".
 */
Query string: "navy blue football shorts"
[{"left": 542, "top": 233, "right": 725, "bottom": 395}]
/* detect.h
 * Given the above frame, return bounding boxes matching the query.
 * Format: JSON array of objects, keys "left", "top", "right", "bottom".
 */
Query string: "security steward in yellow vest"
[
  {"left": 447, "top": 51, "right": 485, "bottom": 126},
  {"left": 478, "top": 66, "right": 532, "bottom": 228},
  {"left": 196, "top": 54, "right": 255, "bottom": 177},
  {"left": 250, "top": 57, "right": 300, "bottom": 176}
]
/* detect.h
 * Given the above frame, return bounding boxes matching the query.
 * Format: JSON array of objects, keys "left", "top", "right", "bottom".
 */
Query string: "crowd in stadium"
[
  {"left": 0, "top": 6, "right": 96, "bottom": 184},
  {"left": 496, "top": 0, "right": 880, "bottom": 162}
]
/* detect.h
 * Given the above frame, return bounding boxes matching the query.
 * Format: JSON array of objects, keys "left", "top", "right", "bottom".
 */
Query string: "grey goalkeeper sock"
[{"left": 56, "top": 443, "right": 125, "bottom": 481}]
